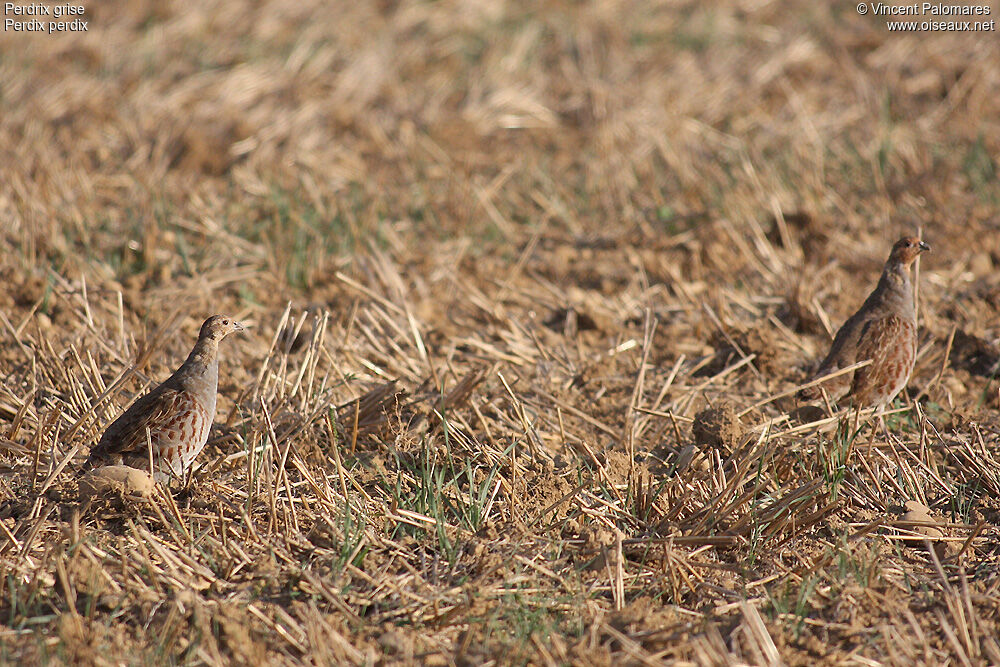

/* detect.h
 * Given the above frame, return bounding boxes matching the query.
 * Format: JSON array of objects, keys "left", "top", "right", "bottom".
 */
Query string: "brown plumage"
[
  {"left": 803, "top": 236, "right": 929, "bottom": 409},
  {"left": 80, "top": 315, "right": 245, "bottom": 482}
]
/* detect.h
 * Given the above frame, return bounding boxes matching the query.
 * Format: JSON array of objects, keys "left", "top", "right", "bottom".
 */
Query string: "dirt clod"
[
  {"left": 901, "top": 500, "right": 951, "bottom": 559},
  {"left": 78, "top": 465, "right": 154, "bottom": 501},
  {"left": 951, "top": 329, "right": 1000, "bottom": 377},
  {"left": 692, "top": 403, "right": 743, "bottom": 451}
]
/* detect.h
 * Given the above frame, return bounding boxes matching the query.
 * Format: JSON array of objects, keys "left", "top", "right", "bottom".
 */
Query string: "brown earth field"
[{"left": 2, "top": 1, "right": 1000, "bottom": 664}]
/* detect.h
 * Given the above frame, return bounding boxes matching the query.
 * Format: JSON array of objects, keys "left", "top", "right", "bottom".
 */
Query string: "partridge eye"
[{"left": 223, "top": 319, "right": 229, "bottom": 325}]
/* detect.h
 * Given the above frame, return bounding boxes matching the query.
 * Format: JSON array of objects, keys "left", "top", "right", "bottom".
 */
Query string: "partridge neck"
[
  {"left": 174, "top": 337, "right": 220, "bottom": 391},
  {"left": 874, "top": 261, "right": 915, "bottom": 317}
]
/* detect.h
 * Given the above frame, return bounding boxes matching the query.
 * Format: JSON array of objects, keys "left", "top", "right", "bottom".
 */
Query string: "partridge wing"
[
  {"left": 849, "top": 314, "right": 907, "bottom": 405},
  {"left": 84, "top": 386, "right": 189, "bottom": 468},
  {"left": 805, "top": 308, "right": 876, "bottom": 400}
]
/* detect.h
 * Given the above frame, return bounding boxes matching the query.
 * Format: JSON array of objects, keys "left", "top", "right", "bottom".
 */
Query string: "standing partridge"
[
  {"left": 804, "top": 236, "right": 929, "bottom": 410},
  {"left": 80, "top": 315, "right": 245, "bottom": 482}
]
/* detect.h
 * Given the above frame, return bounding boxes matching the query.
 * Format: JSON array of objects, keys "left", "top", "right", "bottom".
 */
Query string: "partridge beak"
[
  {"left": 918, "top": 241, "right": 930, "bottom": 253},
  {"left": 234, "top": 321, "right": 247, "bottom": 332}
]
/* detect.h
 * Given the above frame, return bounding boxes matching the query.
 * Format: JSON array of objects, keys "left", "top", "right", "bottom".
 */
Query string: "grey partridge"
[
  {"left": 804, "top": 236, "right": 929, "bottom": 410},
  {"left": 80, "top": 315, "right": 245, "bottom": 482}
]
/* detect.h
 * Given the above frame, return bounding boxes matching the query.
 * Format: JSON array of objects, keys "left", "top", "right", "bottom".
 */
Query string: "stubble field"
[{"left": 2, "top": 0, "right": 1000, "bottom": 664}]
